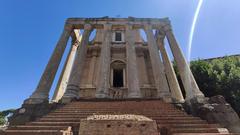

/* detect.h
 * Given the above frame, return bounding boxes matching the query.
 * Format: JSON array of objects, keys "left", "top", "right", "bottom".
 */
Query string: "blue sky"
[{"left": 0, "top": 0, "right": 239, "bottom": 111}]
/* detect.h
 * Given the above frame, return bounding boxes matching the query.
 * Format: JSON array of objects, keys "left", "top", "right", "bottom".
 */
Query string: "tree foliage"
[
  {"left": 0, "top": 109, "right": 15, "bottom": 125},
  {"left": 0, "top": 113, "right": 4, "bottom": 125},
  {"left": 190, "top": 55, "right": 240, "bottom": 113}
]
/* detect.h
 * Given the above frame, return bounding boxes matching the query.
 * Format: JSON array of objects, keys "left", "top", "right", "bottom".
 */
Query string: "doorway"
[{"left": 113, "top": 69, "right": 124, "bottom": 87}]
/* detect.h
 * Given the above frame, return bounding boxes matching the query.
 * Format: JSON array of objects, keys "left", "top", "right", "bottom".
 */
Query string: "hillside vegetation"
[{"left": 190, "top": 55, "right": 240, "bottom": 113}]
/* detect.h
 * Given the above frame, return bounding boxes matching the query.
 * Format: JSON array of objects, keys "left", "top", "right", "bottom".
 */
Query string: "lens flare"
[{"left": 187, "top": 0, "right": 204, "bottom": 62}]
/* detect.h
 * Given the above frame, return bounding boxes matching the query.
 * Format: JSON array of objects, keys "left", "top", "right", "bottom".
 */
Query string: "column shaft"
[
  {"left": 164, "top": 25, "right": 204, "bottom": 99},
  {"left": 52, "top": 42, "right": 78, "bottom": 102},
  {"left": 25, "top": 24, "right": 72, "bottom": 104},
  {"left": 126, "top": 26, "right": 141, "bottom": 98},
  {"left": 95, "top": 24, "right": 112, "bottom": 98},
  {"left": 62, "top": 24, "right": 92, "bottom": 102},
  {"left": 144, "top": 25, "right": 171, "bottom": 101},
  {"left": 156, "top": 33, "right": 184, "bottom": 102}
]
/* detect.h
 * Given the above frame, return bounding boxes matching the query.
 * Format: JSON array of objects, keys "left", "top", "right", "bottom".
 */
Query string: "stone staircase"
[{"left": 3, "top": 100, "right": 239, "bottom": 135}]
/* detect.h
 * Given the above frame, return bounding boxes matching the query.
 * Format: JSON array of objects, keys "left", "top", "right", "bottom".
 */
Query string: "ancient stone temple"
[
  {"left": 24, "top": 17, "right": 205, "bottom": 104},
  {"left": 4, "top": 17, "right": 240, "bottom": 135}
]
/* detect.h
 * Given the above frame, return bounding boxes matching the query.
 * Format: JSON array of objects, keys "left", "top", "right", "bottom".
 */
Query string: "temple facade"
[{"left": 24, "top": 17, "right": 204, "bottom": 104}]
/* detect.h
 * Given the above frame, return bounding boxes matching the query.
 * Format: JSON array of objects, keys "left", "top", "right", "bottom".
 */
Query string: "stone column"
[
  {"left": 144, "top": 25, "right": 171, "bottom": 101},
  {"left": 62, "top": 24, "right": 92, "bottom": 103},
  {"left": 95, "top": 24, "right": 112, "bottom": 98},
  {"left": 52, "top": 41, "right": 79, "bottom": 102},
  {"left": 163, "top": 24, "right": 204, "bottom": 100},
  {"left": 24, "top": 24, "right": 72, "bottom": 104},
  {"left": 126, "top": 25, "right": 141, "bottom": 98},
  {"left": 156, "top": 32, "right": 184, "bottom": 103}
]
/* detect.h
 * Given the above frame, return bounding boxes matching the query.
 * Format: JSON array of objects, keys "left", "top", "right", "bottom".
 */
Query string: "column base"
[
  {"left": 23, "top": 97, "right": 48, "bottom": 104},
  {"left": 61, "top": 85, "right": 80, "bottom": 103},
  {"left": 157, "top": 91, "right": 172, "bottom": 103},
  {"left": 61, "top": 97, "right": 75, "bottom": 103},
  {"left": 171, "top": 98, "right": 185, "bottom": 103},
  {"left": 24, "top": 92, "right": 49, "bottom": 104}
]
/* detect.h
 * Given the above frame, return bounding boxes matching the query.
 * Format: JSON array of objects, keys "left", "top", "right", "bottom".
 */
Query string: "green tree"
[
  {"left": 0, "top": 109, "right": 15, "bottom": 125},
  {"left": 190, "top": 56, "right": 240, "bottom": 113}
]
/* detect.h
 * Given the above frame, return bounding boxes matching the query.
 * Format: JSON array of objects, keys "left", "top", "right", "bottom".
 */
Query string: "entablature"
[{"left": 66, "top": 17, "right": 171, "bottom": 30}]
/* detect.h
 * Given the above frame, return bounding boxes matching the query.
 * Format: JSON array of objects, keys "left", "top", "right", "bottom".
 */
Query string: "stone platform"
[
  {"left": 4, "top": 100, "right": 236, "bottom": 135},
  {"left": 79, "top": 114, "right": 158, "bottom": 135}
]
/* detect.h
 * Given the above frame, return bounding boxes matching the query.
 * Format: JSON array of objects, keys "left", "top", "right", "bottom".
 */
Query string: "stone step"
[
  {"left": 8, "top": 125, "right": 70, "bottom": 130},
  {"left": 61, "top": 107, "right": 176, "bottom": 110},
  {"left": 26, "top": 122, "right": 79, "bottom": 133},
  {"left": 48, "top": 112, "right": 186, "bottom": 115},
  {"left": 56, "top": 109, "right": 179, "bottom": 112},
  {"left": 28, "top": 120, "right": 207, "bottom": 127},
  {"left": 37, "top": 118, "right": 205, "bottom": 124},
  {"left": 63, "top": 106, "right": 175, "bottom": 109},
  {"left": 172, "top": 133, "right": 240, "bottom": 135},
  {"left": 52, "top": 110, "right": 182, "bottom": 114},
  {"left": 64, "top": 106, "right": 174, "bottom": 109},
  {"left": 27, "top": 121, "right": 79, "bottom": 127},
  {"left": 62, "top": 104, "right": 176, "bottom": 107},
  {"left": 49, "top": 111, "right": 186, "bottom": 114},
  {"left": 149, "top": 117, "right": 200, "bottom": 120},
  {"left": 156, "top": 120, "right": 207, "bottom": 124},
  {"left": 68, "top": 101, "right": 170, "bottom": 105},
  {"left": 170, "top": 127, "right": 219, "bottom": 133},
  {"left": 42, "top": 115, "right": 195, "bottom": 119},
  {"left": 4, "top": 130, "right": 67, "bottom": 135},
  {"left": 158, "top": 123, "right": 221, "bottom": 128},
  {"left": 44, "top": 113, "right": 189, "bottom": 118},
  {"left": 62, "top": 105, "right": 175, "bottom": 108},
  {"left": 39, "top": 116, "right": 200, "bottom": 122}
]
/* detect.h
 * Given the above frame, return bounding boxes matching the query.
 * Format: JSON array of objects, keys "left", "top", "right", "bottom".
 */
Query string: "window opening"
[{"left": 115, "top": 32, "right": 122, "bottom": 41}]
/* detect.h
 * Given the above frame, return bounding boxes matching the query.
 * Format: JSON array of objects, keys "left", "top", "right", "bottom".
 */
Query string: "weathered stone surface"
[
  {"left": 8, "top": 101, "right": 62, "bottom": 126},
  {"left": 0, "top": 126, "right": 7, "bottom": 134},
  {"left": 95, "top": 24, "right": 111, "bottom": 98},
  {"left": 79, "top": 114, "right": 159, "bottom": 135},
  {"left": 125, "top": 26, "right": 142, "bottom": 98},
  {"left": 184, "top": 95, "right": 240, "bottom": 133}
]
